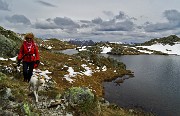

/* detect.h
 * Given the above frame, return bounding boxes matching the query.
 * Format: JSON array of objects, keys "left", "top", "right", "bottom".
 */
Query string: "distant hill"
[
  {"left": 0, "top": 26, "right": 22, "bottom": 58},
  {"left": 139, "top": 35, "right": 180, "bottom": 46}
]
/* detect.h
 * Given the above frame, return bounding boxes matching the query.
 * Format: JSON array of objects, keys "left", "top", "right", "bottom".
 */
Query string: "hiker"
[{"left": 17, "top": 33, "right": 40, "bottom": 82}]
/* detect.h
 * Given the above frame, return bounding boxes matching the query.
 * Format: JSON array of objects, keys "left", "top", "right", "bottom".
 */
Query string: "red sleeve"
[
  {"left": 17, "top": 44, "right": 24, "bottom": 60},
  {"left": 35, "top": 45, "right": 40, "bottom": 61}
]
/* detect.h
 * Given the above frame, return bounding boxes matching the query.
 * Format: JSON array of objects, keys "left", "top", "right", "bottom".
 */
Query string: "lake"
[
  {"left": 54, "top": 49, "right": 79, "bottom": 55},
  {"left": 102, "top": 55, "right": 180, "bottom": 116}
]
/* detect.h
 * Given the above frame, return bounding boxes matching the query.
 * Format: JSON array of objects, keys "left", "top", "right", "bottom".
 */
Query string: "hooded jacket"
[{"left": 18, "top": 40, "right": 40, "bottom": 62}]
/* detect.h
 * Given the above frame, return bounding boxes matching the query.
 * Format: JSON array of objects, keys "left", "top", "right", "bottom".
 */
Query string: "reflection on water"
[
  {"left": 113, "top": 75, "right": 134, "bottom": 86},
  {"left": 103, "top": 55, "right": 180, "bottom": 116}
]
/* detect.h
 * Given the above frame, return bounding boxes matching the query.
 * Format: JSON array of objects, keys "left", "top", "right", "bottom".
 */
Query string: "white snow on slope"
[
  {"left": 81, "top": 64, "right": 92, "bottom": 76},
  {"left": 0, "top": 56, "right": 17, "bottom": 61},
  {"left": 63, "top": 64, "right": 93, "bottom": 83},
  {"left": 47, "top": 46, "right": 53, "bottom": 49},
  {"left": 78, "top": 46, "right": 87, "bottom": 51},
  {"left": 9, "top": 56, "right": 17, "bottom": 61},
  {"left": 137, "top": 50, "right": 154, "bottom": 54},
  {"left": 0, "top": 57, "right": 8, "bottom": 61},
  {"left": 138, "top": 43, "right": 180, "bottom": 55},
  {"left": 63, "top": 67, "right": 77, "bottom": 83},
  {"left": 101, "top": 47, "right": 112, "bottom": 53}
]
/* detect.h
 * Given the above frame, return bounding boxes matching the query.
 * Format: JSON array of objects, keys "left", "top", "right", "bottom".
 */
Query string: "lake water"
[
  {"left": 55, "top": 49, "right": 79, "bottom": 55},
  {"left": 102, "top": 55, "right": 180, "bottom": 116}
]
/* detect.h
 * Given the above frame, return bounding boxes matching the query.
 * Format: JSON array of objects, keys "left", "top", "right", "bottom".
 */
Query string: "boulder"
[
  {"left": 63, "top": 87, "right": 95, "bottom": 112},
  {"left": 0, "top": 35, "right": 19, "bottom": 58},
  {"left": 0, "top": 87, "right": 12, "bottom": 100}
]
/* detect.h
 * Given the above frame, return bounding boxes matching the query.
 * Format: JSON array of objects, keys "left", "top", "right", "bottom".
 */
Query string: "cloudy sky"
[{"left": 1, "top": 0, "right": 180, "bottom": 42}]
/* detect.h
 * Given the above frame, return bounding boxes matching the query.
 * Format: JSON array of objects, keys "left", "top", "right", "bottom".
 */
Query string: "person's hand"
[
  {"left": 36, "top": 60, "right": 40, "bottom": 65},
  {"left": 17, "top": 60, "right": 21, "bottom": 66},
  {"left": 34, "top": 60, "right": 40, "bottom": 68}
]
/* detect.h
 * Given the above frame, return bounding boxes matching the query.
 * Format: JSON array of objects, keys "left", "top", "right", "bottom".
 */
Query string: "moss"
[
  {"left": 63, "top": 87, "right": 96, "bottom": 114},
  {"left": 0, "top": 72, "right": 7, "bottom": 81},
  {"left": 22, "top": 102, "right": 31, "bottom": 116}
]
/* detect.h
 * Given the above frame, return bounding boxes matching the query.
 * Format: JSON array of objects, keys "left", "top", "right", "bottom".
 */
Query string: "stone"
[
  {"left": 0, "top": 87, "right": 12, "bottom": 100},
  {"left": 63, "top": 87, "right": 95, "bottom": 112}
]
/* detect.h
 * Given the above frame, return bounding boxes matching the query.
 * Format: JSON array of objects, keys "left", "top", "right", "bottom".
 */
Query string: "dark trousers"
[{"left": 23, "top": 61, "right": 34, "bottom": 82}]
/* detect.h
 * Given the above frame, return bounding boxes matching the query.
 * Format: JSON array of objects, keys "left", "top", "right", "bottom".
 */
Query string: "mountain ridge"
[{"left": 138, "top": 35, "right": 180, "bottom": 46}]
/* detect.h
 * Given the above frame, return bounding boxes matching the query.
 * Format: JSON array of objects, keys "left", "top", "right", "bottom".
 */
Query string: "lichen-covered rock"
[
  {"left": 0, "top": 35, "right": 19, "bottom": 58},
  {"left": 0, "top": 26, "right": 22, "bottom": 58},
  {"left": 63, "top": 87, "right": 95, "bottom": 112},
  {"left": 0, "top": 87, "right": 12, "bottom": 100}
]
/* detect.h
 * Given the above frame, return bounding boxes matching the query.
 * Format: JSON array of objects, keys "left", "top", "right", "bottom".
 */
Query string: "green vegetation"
[
  {"left": 41, "top": 38, "right": 76, "bottom": 51},
  {"left": 75, "top": 50, "right": 126, "bottom": 69},
  {"left": 110, "top": 44, "right": 142, "bottom": 55}
]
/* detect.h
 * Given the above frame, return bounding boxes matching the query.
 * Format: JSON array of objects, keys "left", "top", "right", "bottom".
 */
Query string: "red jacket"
[{"left": 18, "top": 41, "right": 40, "bottom": 62}]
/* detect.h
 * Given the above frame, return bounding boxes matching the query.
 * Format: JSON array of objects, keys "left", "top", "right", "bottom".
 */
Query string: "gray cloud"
[
  {"left": 0, "top": 0, "right": 10, "bottom": 11},
  {"left": 79, "top": 20, "right": 95, "bottom": 28},
  {"left": 53, "top": 17, "right": 80, "bottom": 30},
  {"left": 164, "top": 10, "right": 180, "bottom": 23},
  {"left": 3, "top": 8, "right": 178, "bottom": 42},
  {"left": 34, "top": 20, "right": 58, "bottom": 29},
  {"left": 174, "top": 31, "right": 180, "bottom": 36},
  {"left": 5, "top": 15, "right": 31, "bottom": 25},
  {"left": 37, "top": 0, "right": 56, "bottom": 7},
  {"left": 103, "top": 11, "right": 114, "bottom": 18},
  {"left": 98, "top": 19, "right": 115, "bottom": 30},
  {"left": 143, "top": 22, "right": 176, "bottom": 32},
  {"left": 115, "top": 11, "right": 126, "bottom": 20},
  {"left": 91, "top": 12, "right": 136, "bottom": 32},
  {"left": 34, "top": 17, "right": 80, "bottom": 31},
  {"left": 80, "top": 24, "right": 89, "bottom": 28},
  {"left": 144, "top": 9, "right": 180, "bottom": 32},
  {"left": 92, "top": 17, "right": 103, "bottom": 24},
  {"left": 80, "top": 20, "right": 91, "bottom": 23},
  {"left": 98, "top": 20, "right": 135, "bottom": 31}
]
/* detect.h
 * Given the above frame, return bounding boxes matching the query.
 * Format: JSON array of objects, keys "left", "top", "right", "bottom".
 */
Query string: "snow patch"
[
  {"left": 0, "top": 57, "right": 8, "bottom": 61},
  {"left": 47, "top": 46, "right": 53, "bottom": 49},
  {"left": 138, "top": 43, "right": 180, "bottom": 55},
  {"left": 102, "top": 66, "right": 107, "bottom": 71},
  {"left": 101, "top": 46, "right": 112, "bottom": 53},
  {"left": 9, "top": 56, "right": 17, "bottom": 61},
  {"left": 138, "top": 50, "right": 153, "bottom": 54},
  {"left": 81, "top": 64, "right": 92, "bottom": 76},
  {"left": 63, "top": 64, "right": 94, "bottom": 83},
  {"left": 78, "top": 46, "right": 87, "bottom": 51}
]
